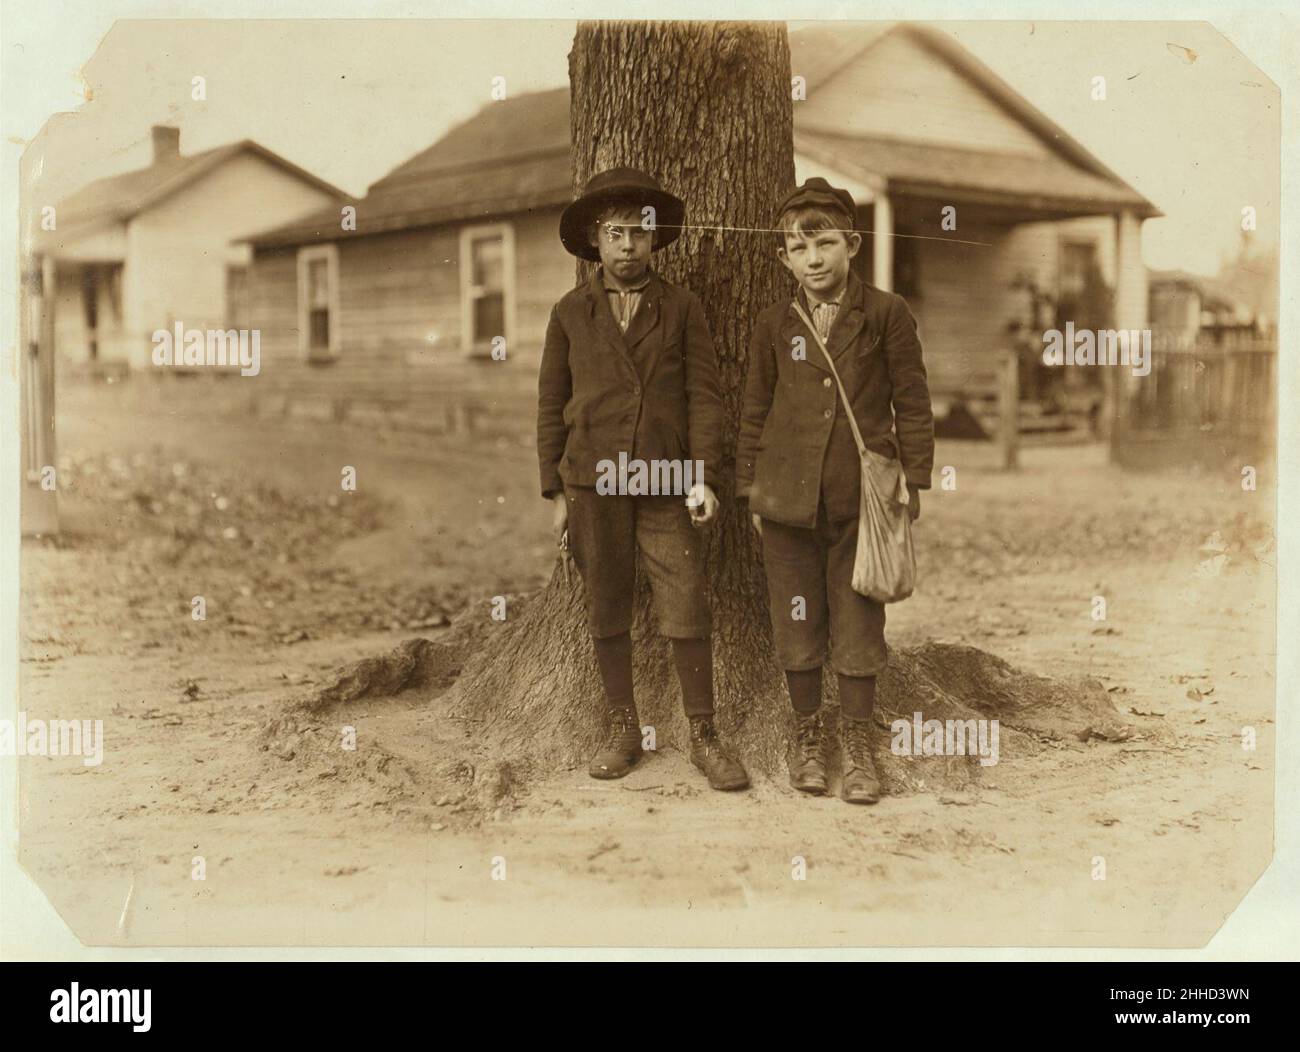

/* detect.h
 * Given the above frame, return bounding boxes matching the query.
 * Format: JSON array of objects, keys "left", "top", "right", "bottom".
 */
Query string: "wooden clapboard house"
[
  {"left": 34, "top": 125, "right": 344, "bottom": 374},
  {"left": 241, "top": 22, "right": 1158, "bottom": 437},
  {"left": 787, "top": 22, "right": 1158, "bottom": 437},
  {"left": 242, "top": 88, "right": 575, "bottom": 431},
  {"left": 21, "top": 125, "right": 345, "bottom": 533}
]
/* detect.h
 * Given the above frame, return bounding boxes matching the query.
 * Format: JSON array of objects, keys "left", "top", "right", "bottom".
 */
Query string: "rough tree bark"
[{"left": 443, "top": 21, "right": 1131, "bottom": 788}]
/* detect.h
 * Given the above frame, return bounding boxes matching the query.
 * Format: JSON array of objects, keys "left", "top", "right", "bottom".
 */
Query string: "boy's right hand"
[
  {"left": 551, "top": 493, "right": 569, "bottom": 543},
  {"left": 750, "top": 512, "right": 763, "bottom": 538}
]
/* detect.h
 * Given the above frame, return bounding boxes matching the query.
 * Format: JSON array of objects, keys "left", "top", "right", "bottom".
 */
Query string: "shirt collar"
[
  {"left": 805, "top": 284, "right": 847, "bottom": 309},
  {"left": 796, "top": 272, "right": 860, "bottom": 314}
]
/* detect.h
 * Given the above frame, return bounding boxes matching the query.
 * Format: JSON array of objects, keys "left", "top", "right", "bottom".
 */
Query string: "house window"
[
  {"left": 458, "top": 222, "right": 515, "bottom": 357},
  {"left": 1060, "top": 241, "right": 1095, "bottom": 301},
  {"left": 297, "top": 244, "right": 340, "bottom": 360}
]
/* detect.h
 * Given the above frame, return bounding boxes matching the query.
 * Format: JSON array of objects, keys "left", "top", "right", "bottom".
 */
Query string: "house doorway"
[
  {"left": 71, "top": 262, "right": 125, "bottom": 370},
  {"left": 80, "top": 266, "right": 100, "bottom": 361}
]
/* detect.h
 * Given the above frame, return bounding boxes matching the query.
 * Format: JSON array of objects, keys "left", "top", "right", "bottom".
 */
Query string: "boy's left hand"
[
  {"left": 686, "top": 483, "right": 719, "bottom": 525},
  {"left": 907, "top": 483, "right": 921, "bottom": 523}
]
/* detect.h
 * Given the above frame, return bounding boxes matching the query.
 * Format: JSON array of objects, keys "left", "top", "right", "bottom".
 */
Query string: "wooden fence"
[
  {"left": 1112, "top": 331, "right": 1276, "bottom": 468},
  {"left": 245, "top": 354, "right": 537, "bottom": 439}
]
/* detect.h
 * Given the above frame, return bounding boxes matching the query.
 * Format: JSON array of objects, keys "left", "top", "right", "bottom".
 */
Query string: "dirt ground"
[{"left": 17, "top": 380, "right": 1276, "bottom": 947}]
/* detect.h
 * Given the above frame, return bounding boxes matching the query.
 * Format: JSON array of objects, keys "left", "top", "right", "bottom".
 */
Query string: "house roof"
[
  {"left": 247, "top": 88, "right": 572, "bottom": 248},
  {"left": 796, "top": 128, "right": 1155, "bottom": 217},
  {"left": 370, "top": 86, "right": 570, "bottom": 192},
  {"left": 247, "top": 25, "right": 1158, "bottom": 249},
  {"left": 1147, "top": 268, "right": 1241, "bottom": 312},
  {"left": 788, "top": 23, "right": 895, "bottom": 94},
  {"left": 42, "top": 140, "right": 347, "bottom": 245},
  {"left": 790, "top": 22, "right": 1160, "bottom": 219}
]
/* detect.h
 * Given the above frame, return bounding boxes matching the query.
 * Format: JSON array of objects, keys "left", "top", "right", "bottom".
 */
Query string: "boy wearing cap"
[
  {"left": 737, "top": 177, "right": 934, "bottom": 804},
  {"left": 537, "top": 166, "right": 749, "bottom": 792}
]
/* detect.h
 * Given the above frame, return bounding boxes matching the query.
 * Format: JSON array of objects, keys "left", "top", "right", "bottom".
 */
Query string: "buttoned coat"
[
  {"left": 537, "top": 269, "right": 724, "bottom": 498},
  {"left": 736, "top": 273, "right": 934, "bottom": 528}
]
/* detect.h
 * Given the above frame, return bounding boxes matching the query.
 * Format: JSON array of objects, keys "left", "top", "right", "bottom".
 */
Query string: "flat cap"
[{"left": 774, "top": 176, "right": 856, "bottom": 228}]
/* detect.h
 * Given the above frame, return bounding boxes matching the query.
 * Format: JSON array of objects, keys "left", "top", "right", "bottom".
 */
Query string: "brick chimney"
[{"left": 151, "top": 125, "right": 180, "bottom": 164}]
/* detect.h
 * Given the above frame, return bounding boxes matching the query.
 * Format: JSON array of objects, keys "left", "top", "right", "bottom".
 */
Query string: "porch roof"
[{"left": 795, "top": 128, "right": 1161, "bottom": 221}]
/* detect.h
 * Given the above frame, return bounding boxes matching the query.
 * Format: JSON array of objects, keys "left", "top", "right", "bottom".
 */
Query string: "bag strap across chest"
[{"left": 792, "top": 299, "right": 868, "bottom": 460}]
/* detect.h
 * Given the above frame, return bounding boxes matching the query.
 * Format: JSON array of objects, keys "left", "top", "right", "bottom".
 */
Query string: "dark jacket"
[
  {"left": 736, "top": 273, "right": 934, "bottom": 529},
  {"left": 537, "top": 269, "right": 724, "bottom": 497}
]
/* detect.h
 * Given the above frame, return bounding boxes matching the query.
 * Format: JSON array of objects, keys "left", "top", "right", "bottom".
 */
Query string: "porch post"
[
  {"left": 21, "top": 253, "right": 60, "bottom": 535},
  {"left": 40, "top": 253, "right": 59, "bottom": 495},
  {"left": 872, "top": 191, "right": 893, "bottom": 292},
  {"left": 1108, "top": 208, "right": 1148, "bottom": 457}
]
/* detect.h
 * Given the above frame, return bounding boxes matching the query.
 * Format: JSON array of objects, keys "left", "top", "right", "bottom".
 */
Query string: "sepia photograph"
[{"left": 3, "top": 2, "right": 1293, "bottom": 963}]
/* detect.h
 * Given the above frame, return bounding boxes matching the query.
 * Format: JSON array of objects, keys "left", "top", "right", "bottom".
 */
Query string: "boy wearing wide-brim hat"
[
  {"left": 538, "top": 167, "right": 749, "bottom": 791},
  {"left": 737, "top": 177, "right": 934, "bottom": 804}
]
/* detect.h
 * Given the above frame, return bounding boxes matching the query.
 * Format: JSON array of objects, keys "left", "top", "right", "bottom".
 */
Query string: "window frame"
[
  {"left": 1057, "top": 238, "right": 1097, "bottom": 302},
  {"left": 457, "top": 221, "right": 516, "bottom": 358},
  {"left": 296, "top": 243, "right": 341, "bottom": 361}
]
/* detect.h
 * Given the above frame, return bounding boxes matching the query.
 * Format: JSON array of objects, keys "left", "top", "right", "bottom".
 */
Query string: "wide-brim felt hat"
[{"left": 559, "top": 167, "right": 686, "bottom": 262}]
